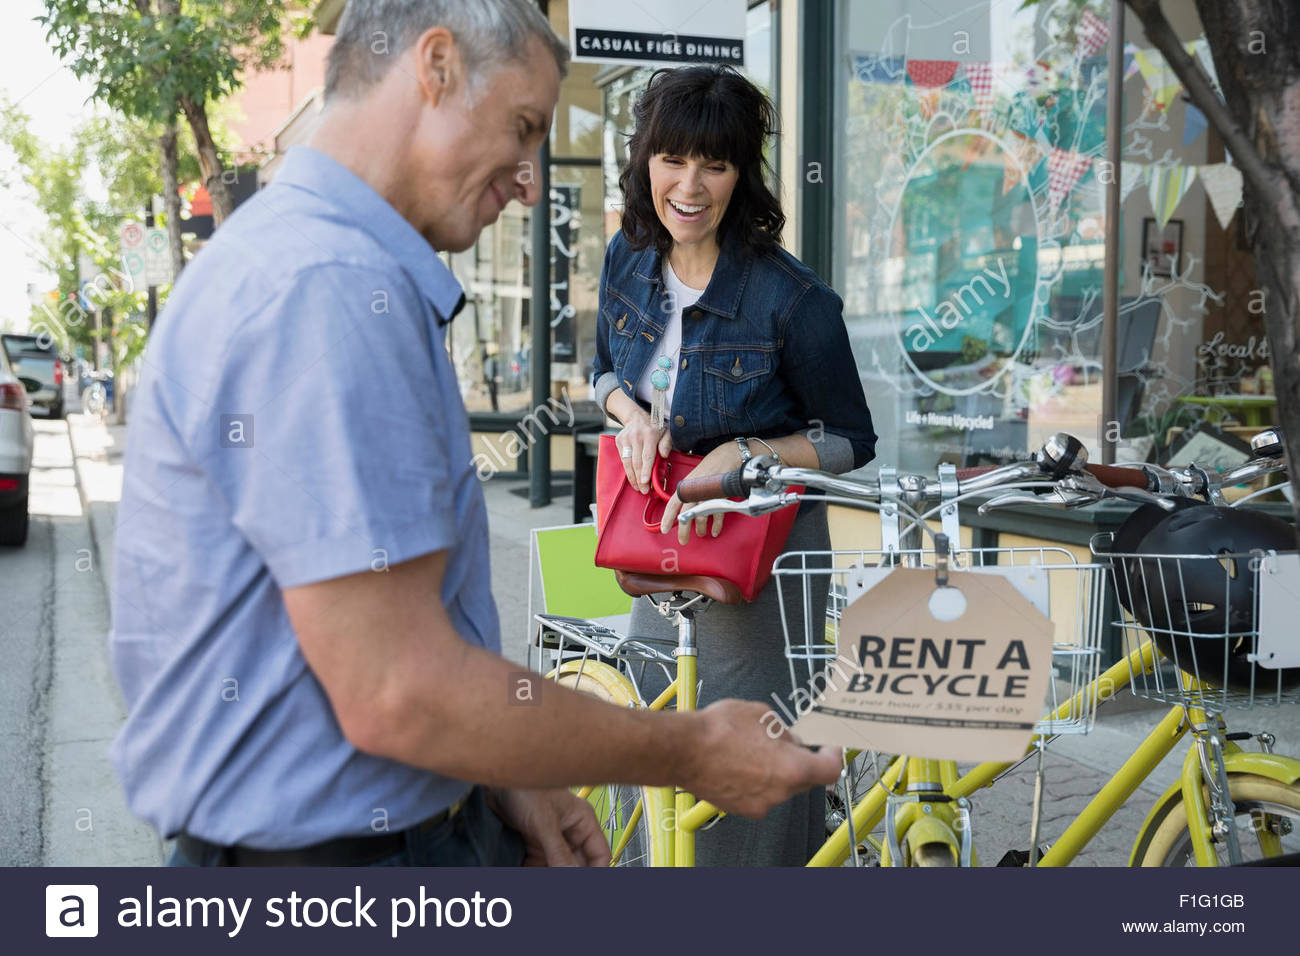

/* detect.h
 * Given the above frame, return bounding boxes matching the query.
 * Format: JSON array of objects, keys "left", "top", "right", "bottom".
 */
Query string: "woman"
[{"left": 591, "top": 66, "right": 876, "bottom": 866}]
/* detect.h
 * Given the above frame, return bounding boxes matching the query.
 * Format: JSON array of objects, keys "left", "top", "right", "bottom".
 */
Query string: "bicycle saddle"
[{"left": 614, "top": 570, "right": 744, "bottom": 605}]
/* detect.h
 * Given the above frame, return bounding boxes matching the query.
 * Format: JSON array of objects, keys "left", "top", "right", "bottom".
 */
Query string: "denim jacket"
[{"left": 592, "top": 230, "right": 876, "bottom": 473}]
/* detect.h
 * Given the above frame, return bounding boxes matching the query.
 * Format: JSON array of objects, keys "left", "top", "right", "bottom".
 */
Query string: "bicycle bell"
[
  {"left": 1038, "top": 432, "right": 1087, "bottom": 479},
  {"left": 1250, "top": 429, "right": 1284, "bottom": 459}
]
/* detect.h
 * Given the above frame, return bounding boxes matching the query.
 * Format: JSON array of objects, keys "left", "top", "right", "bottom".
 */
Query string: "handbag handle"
[
  {"left": 642, "top": 456, "right": 729, "bottom": 535},
  {"left": 650, "top": 456, "right": 674, "bottom": 502},
  {"left": 642, "top": 457, "right": 672, "bottom": 530}
]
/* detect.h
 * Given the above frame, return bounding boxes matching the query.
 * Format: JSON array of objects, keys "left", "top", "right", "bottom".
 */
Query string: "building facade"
[{"left": 311, "top": 0, "right": 1272, "bottom": 477}]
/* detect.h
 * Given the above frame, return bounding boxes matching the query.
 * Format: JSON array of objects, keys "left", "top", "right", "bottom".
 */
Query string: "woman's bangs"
[{"left": 647, "top": 94, "right": 748, "bottom": 168}]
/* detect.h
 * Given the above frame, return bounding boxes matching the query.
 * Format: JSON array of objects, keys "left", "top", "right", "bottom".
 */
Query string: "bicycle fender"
[
  {"left": 548, "top": 659, "right": 641, "bottom": 708},
  {"left": 1128, "top": 752, "right": 1300, "bottom": 866},
  {"left": 905, "top": 813, "right": 960, "bottom": 858}
]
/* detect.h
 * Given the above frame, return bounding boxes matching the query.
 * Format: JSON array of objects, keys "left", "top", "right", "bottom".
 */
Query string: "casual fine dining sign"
[
  {"left": 794, "top": 568, "right": 1055, "bottom": 762},
  {"left": 568, "top": 0, "right": 746, "bottom": 67}
]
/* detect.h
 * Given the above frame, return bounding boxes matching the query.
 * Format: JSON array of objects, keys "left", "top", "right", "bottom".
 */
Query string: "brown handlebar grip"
[
  {"left": 1085, "top": 463, "right": 1149, "bottom": 489},
  {"left": 677, "top": 472, "right": 732, "bottom": 503},
  {"left": 955, "top": 465, "right": 1001, "bottom": 482}
]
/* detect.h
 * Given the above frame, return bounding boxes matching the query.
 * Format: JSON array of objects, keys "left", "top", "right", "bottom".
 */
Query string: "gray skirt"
[{"left": 629, "top": 503, "right": 832, "bottom": 866}]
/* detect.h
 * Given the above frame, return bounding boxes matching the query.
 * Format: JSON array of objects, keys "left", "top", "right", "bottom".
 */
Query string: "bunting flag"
[
  {"left": 1133, "top": 48, "right": 1182, "bottom": 110},
  {"left": 1077, "top": 8, "right": 1110, "bottom": 58},
  {"left": 1147, "top": 164, "right": 1198, "bottom": 228},
  {"left": 1120, "top": 162, "right": 1145, "bottom": 203},
  {"left": 964, "top": 61, "right": 998, "bottom": 114},
  {"left": 1200, "top": 163, "right": 1244, "bottom": 230},
  {"left": 1186, "top": 37, "right": 1221, "bottom": 95},
  {"left": 1123, "top": 43, "right": 1141, "bottom": 80},
  {"left": 1048, "top": 147, "right": 1093, "bottom": 213},
  {"left": 1182, "top": 103, "right": 1208, "bottom": 146},
  {"left": 853, "top": 54, "right": 907, "bottom": 86},
  {"left": 907, "top": 59, "right": 959, "bottom": 89}
]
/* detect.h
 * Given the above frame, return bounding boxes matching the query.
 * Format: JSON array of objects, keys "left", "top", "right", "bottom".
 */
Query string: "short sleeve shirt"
[{"left": 109, "top": 146, "right": 495, "bottom": 848}]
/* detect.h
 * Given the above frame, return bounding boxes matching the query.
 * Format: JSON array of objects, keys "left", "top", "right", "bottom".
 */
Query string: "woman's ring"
[{"left": 621, "top": 445, "right": 633, "bottom": 458}]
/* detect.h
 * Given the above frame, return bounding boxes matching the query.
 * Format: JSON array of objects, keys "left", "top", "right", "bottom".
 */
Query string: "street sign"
[
  {"left": 568, "top": 0, "right": 745, "bottom": 67},
  {"left": 143, "top": 227, "right": 171, "bottom": 286},
  {"left": 119, "top": 221, "right": 172, "bottom": 287},
  {"left": 119, "top": 221, "right": 146, "bottom": 285}
]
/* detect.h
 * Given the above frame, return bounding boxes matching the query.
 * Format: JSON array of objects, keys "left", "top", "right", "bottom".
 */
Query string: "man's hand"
[
  {"left": 682, "top": 700, "right": 842, "bottom": 819},
  {"left": 486, "top": 787, "right": 612, "bottom": 866}
]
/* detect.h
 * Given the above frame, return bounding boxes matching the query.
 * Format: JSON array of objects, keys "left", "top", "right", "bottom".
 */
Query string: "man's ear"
[{"left": 414, "top": 26, "right": 462, "bottom": 108}]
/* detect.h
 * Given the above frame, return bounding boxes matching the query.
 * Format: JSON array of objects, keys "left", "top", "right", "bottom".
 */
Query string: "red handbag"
[{"left": 592, "top": 434, "right": 802, "bottom": 602}]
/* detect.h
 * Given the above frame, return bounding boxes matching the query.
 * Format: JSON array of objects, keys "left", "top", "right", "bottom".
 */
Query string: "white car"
[{"left": 0, "top": 342, "right": 35, "bottom": 546}]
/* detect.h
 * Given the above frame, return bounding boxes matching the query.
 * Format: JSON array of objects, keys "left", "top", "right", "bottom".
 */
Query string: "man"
[{"left": 109, "top": 0, "right": 839, "bottom": 867}]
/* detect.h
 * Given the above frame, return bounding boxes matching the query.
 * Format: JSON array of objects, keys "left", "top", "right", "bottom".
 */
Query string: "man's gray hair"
[{"left": 325, "top": 0, "right": 569, "bottom": 102}]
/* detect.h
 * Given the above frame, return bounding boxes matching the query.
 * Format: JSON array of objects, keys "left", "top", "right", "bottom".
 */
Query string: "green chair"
[{"left": 527, "top": 523, "right": 633, "bottom": 670}]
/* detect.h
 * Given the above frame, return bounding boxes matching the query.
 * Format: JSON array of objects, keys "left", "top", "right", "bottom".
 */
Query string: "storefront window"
[
  {"left": 448, "top": 0, "right": 606, "bottom": 413},
  {"left": 1112, "top": 5, "right": 1267, "bottom": 469},
  {"left": 835, "top": 0, "right": 1268, "bottom": 473},
  {"left": 836, "top": 0, "right": 1111, "bottom": 472}
]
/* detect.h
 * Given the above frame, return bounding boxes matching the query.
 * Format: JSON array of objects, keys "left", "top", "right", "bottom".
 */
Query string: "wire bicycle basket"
[
  {"left": 1091, "top": 532, "right": 1300, "bottom": 711},
  {"left": 772, "top": 545, "right": 1107, "bottom": 738}
]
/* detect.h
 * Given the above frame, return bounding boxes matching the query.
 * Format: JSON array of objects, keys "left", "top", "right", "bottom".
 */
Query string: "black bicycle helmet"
[{"left": 1112, "top": 502, "right": 1300, "bottom": 691}]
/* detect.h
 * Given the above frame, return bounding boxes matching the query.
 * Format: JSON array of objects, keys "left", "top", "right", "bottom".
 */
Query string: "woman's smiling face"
[{"left": 648, "top": 153, "right": 738, "bottom": 248}]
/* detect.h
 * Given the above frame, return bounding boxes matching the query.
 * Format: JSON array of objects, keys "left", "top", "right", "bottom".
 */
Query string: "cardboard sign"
[{"left": 794, "top": 567, "right": 1054, "bottom": 762}]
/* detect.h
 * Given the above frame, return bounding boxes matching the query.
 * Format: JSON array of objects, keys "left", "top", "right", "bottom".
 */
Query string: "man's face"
[{"left": 410, "top": 36, "right": 561, "bottom": 252}]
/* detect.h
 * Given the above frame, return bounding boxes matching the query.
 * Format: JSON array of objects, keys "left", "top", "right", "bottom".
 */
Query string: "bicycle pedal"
[{"left": 996, "top": 845, "right": 1051, "bottom": 867}]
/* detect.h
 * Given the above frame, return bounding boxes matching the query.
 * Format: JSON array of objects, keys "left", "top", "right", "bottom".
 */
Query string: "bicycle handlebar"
[
  {"left": 1083, "top": 463, "right": 1151, "bottom": 490},
  {"left": 677, "top": 467, "right": 746, "bottom": 502},
  {"left": 677, "top": 430, "right": 1286, "bottom": 518}
]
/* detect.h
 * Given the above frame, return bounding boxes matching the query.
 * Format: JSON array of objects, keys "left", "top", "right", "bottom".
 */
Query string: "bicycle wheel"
[
  {"left": 549, "top": 664, "right": 664, "bottom": 866},
  {"left": 824, "top": 751, "right": 890, "bottom": 866},
  {"left": 1137, "top": 775, "right": 1300, "bottom": 866}
]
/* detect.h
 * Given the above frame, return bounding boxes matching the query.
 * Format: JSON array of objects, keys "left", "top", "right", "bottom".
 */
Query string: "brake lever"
[
  {"left": 679, "top": 492, "right": 789, "bottom": 522},
  {"left": 976, "top": 487, "right": 1099, "bottom": 514},
  {"left": 1066, "top": 470, "right": 1178, "bottom": 510}
]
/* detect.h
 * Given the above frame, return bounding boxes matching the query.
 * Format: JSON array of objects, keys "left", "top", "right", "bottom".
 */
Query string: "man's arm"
[{"left": 285, "top": 550, "right": 840, "bottom": 818}]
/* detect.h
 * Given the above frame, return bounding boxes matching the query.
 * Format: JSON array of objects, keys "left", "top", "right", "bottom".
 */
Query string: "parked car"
[
  {"left": 0, "top": 343, "right": 35, "bottom": 546},
  {"left": 1, "top": 333, "right": 65, "bottom": 419}
]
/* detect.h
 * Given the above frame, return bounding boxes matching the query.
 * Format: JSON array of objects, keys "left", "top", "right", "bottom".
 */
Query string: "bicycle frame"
[
  {"left": 808, "top": 639, "right": 1300, "bottom": 867},
  {"left": 639, "top": 634, "right": 1299, "bottom": 867}
]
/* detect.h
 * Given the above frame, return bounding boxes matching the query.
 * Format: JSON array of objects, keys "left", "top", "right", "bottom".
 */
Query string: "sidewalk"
[
  {"left": 65, "top": 413, "right": 1300, "bottom": 865},
  {"left": 65, "top": 410, "right": 126, "bottom": 594},
  {"left": 48, "top": 408, "right": 160, "bottom": 865}
]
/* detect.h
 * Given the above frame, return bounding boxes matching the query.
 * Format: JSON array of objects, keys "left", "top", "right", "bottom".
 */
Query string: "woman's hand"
[
  {"left": 614, "top": 407, "right": 672, "bottom": 495},
  {"left": 659, "top": 441, "right": 741, "bottom": 545}
]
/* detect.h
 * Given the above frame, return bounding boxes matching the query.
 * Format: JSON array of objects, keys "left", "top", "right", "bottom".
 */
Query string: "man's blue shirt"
[{"left": 109, "top": 146, "right": 494, "bottom": 848}]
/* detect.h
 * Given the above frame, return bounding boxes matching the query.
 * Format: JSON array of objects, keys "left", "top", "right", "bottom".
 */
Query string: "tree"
[
  {"left": 1122, "top": 0, "right": 1300, "bottom": 540},
  {"left": 39, "top": 0, "right": 313, "bottom": 226},
  {"left": 1, "top": 98, "right": 175, "bottom": 374}
]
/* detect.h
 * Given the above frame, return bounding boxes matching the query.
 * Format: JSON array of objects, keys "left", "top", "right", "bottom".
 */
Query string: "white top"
[{"left": 635, "top": 259, "right": 704, "bottom": 412}]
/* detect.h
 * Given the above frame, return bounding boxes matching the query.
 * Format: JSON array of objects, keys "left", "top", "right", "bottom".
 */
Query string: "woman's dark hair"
[{"left": 619, "top": 65, "right": 784, "bottom": 256}]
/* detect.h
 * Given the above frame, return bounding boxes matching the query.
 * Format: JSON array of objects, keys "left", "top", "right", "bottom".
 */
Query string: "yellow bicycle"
[{"left": 538, "top": 431, "right": 1300, "bottom": 866}]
